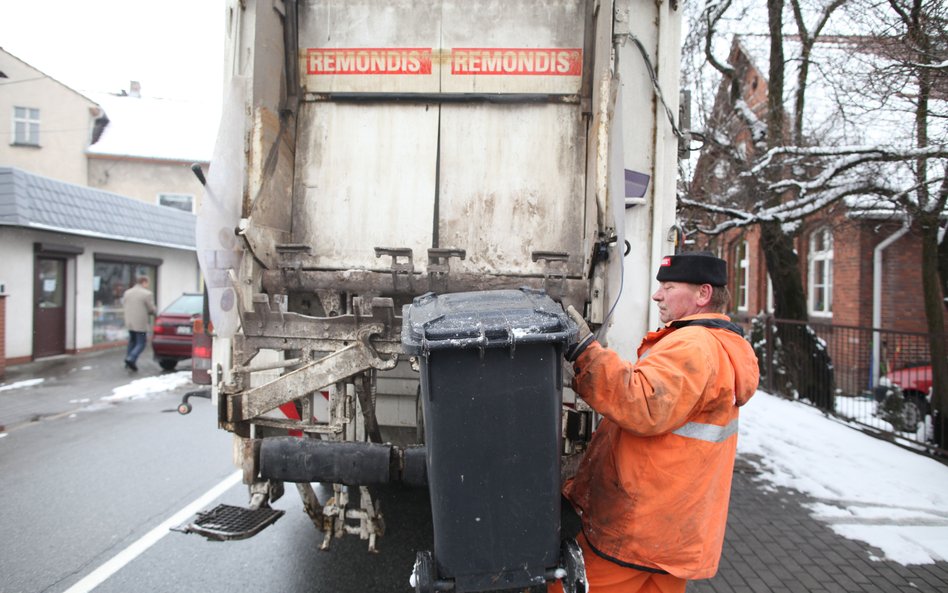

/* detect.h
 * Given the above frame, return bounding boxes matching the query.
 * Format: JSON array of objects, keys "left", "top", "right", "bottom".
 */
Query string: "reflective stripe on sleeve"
[{"left": 672, "top": 418, "right": 739, "bottom": 443}]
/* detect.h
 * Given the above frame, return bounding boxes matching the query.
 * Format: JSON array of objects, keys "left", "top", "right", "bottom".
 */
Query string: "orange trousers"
[{"left": 547, "top": 535, "right": 687, "bottom": 593}]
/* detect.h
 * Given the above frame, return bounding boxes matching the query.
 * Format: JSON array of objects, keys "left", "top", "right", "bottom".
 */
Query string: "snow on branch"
[
  {"left": 914, "top": 59, "right": 948, "bottom": 70},
  {"left": 683, "top": 173, "right": 947, "bottom": 235},
  {"left": 734, "top": 99, "right": 768, "bottom": 144},
  {"left": 752, "top": 144, "right": 948, "bottom": 174}
]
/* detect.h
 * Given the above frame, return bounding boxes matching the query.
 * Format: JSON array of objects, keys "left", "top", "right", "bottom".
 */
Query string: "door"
[
  {"left": 34, "top": 257, "right": 66, "bottom": 358},
  {"left": 295, "top": 0, "right": 590, "bottom": 277}
]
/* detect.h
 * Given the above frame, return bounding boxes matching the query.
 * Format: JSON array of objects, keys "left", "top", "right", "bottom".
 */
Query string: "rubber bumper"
[{"left": 259, "top": 437, "right": 428, "bottom": 486}]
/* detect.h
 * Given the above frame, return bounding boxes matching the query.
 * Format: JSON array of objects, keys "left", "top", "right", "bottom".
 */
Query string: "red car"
[
  {"left": 875, "top": 363, "right": 933, "bottom": 428},
  {"left": 152, "top": 293, "right": 204, "bottom": 371},
  {"left": 883, "top": 364, "right": 933, "bottom": 397}
]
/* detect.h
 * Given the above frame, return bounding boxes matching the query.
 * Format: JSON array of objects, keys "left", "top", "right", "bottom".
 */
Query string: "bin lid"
[{"left": 401, "top": 288, "right": 577, "bottom": 354}]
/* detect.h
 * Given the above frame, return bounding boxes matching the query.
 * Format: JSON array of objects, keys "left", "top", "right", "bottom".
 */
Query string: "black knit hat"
[{"left": 656, "top": 251, "right": 728, "bottom": 286}]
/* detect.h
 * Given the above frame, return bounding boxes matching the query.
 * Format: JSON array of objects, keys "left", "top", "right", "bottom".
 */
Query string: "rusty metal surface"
[
  {"left": 298, "top": 0, "right": 586, "bottom": 95},
  {"left": 229, "top": 326, "right": 398, "bottom": 423},
  {"left": 259, "top": 269, "right": 589, "bottom": 310},
  {"left": 437, "top": 103, "right": 587, "bottom": 277}
]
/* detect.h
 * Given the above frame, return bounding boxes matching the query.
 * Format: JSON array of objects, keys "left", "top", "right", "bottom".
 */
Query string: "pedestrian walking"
[
  {"left": 553, "top": 251, "right": 760, "bottom": 593},
  {"left": 122, "top": 275, "right": 156, "bottom": 371}
]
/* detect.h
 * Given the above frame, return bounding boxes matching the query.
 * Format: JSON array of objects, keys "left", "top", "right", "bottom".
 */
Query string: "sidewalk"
[
  {"left": 690, "top": 457, "right": 948, "bottom": 593},
  {"left": 3, "top": 351, "right": 947, "bottom": 592},
  {"left": 0, "top": 347, "right": 184, "bottom": 432}
]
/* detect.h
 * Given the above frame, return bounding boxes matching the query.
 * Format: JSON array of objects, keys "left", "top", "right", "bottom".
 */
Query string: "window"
[
  {"left": 808, "top": 227, "right": 833, "bottom": 316},
  {"left": 12, "top": 106, "right": 40, "bottom": 146},
  {"left": 158, "top": 193, "right": 195, "bottom": 213},
  {"left": 92, "top": 258, "right": 158, "bottom": 344},
  {"left": 735, "top": 240, "right": 749, "bottom": 312}
]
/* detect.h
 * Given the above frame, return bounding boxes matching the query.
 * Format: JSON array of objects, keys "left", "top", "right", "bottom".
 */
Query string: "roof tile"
[{"left": 0, "top": 167, "right": 195, "bottom": 250}]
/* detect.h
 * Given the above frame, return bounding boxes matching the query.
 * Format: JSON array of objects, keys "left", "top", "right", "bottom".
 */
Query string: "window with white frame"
[
  {"left": 158, "top": 193, "right": 194, "bottom": 213},
  {"left": 808, "top": 227, "right": 833, "bottom": 316},
  {"left": 12, "top": 106, "right": 40, "bottom": 146},
  {"left": 735, "top": 240, "right": 749, "bottom": 312}
]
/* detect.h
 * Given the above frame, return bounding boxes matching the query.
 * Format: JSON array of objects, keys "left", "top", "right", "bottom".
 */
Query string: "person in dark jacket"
[{"left": 122, "top": 276, "right": 156, "bottom": 371}]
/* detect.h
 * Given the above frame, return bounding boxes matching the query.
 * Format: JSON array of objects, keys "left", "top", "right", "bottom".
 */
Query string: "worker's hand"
[{"left": 565, "top": 305, "right": 594, "bottom": 362}]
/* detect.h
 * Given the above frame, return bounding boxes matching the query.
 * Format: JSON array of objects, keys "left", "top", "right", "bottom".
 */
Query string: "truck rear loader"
[{"left": 183, "top": 1, "right": 684, "bottom": 591}]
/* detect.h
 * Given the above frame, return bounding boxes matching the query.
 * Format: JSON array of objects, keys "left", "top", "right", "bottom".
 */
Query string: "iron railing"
[{"left": 741, "top": 315, "right": 942, "bottom": 452}]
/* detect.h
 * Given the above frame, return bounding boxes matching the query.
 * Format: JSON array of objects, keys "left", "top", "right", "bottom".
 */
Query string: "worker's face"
[{"left": 652, "top": 281, "right": 704, "bottom": 324}]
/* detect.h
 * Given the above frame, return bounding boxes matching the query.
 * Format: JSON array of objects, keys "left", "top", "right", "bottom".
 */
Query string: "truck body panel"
[{"left": 193, "top": 0, "right": 683, "bottom": 582}]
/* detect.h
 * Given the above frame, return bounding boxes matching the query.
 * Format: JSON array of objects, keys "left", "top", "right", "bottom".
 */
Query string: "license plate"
[{"left": 176, "top": 326, "right": 193, "bottom": 335}]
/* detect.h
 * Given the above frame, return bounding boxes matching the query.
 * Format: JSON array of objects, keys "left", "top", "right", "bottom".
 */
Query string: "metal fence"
[{"left": 744, "top": 316, "right": 942, "bottom": 452}]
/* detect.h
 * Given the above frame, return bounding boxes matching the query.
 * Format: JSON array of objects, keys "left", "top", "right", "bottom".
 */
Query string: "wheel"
[
  {"left": 415, "top": 385, "right": 426, "bottom": 444},
  {"left": 411, "top": 550, "right": 435, "bottom": 593},
  {"left": 560, "top": 538, "right": 588, "bottom": 593},
  {"left": 159, "top": 359, "right": 178, "bottom": 371},
  {"left": 178, "top": 402, "right": 193, "bottom": 415},
  {"left": 902, "top": 391, "right": 929, "bottom": 428}
]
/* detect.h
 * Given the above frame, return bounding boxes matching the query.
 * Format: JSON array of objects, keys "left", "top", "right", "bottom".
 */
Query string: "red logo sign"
[
  {"left": 661, "top": 257, "right": 672, "bottom": 267},
  {"left": 307, "top": 48, "right": 433, "bottom": 75},
  {"left": 451, "top": 48, "right": 583, "bottom": 76}
]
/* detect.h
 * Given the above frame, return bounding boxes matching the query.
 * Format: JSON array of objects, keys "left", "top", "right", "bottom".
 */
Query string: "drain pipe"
[{"left": 872, "top": 220, "right": 911, "bottom": 387}]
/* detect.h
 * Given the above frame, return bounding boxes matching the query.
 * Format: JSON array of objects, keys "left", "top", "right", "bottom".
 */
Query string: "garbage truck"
[{"left": 183, "top": 0, "right": 683, "bottom": 591}]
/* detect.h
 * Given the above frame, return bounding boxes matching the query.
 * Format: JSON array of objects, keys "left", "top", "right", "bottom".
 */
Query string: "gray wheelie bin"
[{"left": 402, "top": 288, "right": 581, "bottom": 593}]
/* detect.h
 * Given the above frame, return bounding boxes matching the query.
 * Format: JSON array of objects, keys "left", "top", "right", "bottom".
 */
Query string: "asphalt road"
[{"left": 0, "top": 350, "right": 435, "bottom": 593}]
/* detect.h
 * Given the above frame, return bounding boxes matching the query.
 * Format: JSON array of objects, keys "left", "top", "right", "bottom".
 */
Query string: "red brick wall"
[
  {"left": 878, "top": 229, "right": 936, "bottom": 334},
  {"left": 692, "top": 217, "right": 946, "bottom": 335},
  {"left": 830, "top": 218, "right": 873, "bottom": 327}
]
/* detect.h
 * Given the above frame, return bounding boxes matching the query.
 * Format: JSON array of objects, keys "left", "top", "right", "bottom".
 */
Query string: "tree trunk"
[
  {"left": 760, "top": 221, "right": 836, "bottom": 410},
  {"left": 919, "top": 217, "right": 948, "bottom": 448},
  {"left": 938, "top": 220, "right": 948, "bottom": 310}
]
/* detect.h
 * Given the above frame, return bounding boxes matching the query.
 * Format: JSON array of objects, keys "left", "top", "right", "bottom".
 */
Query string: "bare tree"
[
  {"left": 844, "top": 0, "right": 948, "bottom": 444},
  {"left": 682, "top": 0, "right": 857, "bottom": 409},
  {"left": 680, "top": 0, "right": 948, "bottom": 443}
]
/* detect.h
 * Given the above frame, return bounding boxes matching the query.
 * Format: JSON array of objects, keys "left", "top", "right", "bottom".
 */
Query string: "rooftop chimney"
[{"left": 129, "top": 80, "right": 141, "bottom": 98}]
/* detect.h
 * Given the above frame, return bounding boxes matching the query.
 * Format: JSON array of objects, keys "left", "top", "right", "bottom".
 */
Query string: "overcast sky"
[{"left": 0, "top": 0, "right": 225, "bottom": 103}]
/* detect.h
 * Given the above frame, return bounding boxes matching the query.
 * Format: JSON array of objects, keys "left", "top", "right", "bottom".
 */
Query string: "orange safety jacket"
[{"left": 563, "top": 313, "right": 759, "bottom": 580}]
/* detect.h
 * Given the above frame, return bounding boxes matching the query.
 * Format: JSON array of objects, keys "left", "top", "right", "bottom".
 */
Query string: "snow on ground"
[
  {"left": 101, "top": 372, "right": 191, "bottom": 402},
  {"left": 0, "top": 378, "right": 44, "bottom": 392},
  {"left": 739, "top": 391, "right": 948, "bottom": 565}
]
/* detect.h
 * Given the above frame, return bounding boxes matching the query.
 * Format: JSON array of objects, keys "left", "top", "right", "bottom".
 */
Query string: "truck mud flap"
[{"left": 174, "top": 504, "right": 284, "bottom": 541}]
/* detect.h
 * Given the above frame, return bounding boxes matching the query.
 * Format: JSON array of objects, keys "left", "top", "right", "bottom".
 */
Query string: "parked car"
[
  {"left": 152, "top": 293, "right": 203, "bottom": 371},
  {"left": 874, "top": 363, "right": 933, "bottom": 429}
]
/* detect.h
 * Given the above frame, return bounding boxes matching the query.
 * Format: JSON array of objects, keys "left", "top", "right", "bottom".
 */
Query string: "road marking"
[{"left": 63, "top": 470, "right": 243, "bottom": 593}]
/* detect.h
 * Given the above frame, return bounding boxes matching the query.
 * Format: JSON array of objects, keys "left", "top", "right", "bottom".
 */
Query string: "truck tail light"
[{"left": 191, "top": 319, "right": 214, "bottom": 385}]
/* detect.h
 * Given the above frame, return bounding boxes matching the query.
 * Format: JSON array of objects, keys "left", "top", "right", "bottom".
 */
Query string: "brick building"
[{"left": 686, "top": 36, "right": 947, "bottom": 394}]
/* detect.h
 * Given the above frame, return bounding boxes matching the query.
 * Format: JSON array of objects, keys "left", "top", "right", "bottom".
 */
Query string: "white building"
[
  {"left": 0, "top": 167, "right": 200, "bottom": 362},
  {"left": 0, "top": 48, "right": 215, "bottom": 367}
]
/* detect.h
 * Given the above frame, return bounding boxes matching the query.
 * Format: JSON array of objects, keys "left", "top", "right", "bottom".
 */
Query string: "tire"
[
  {"left": 903, "top": 391, "right": 929, "bottom": 427},
  {"left": 560, "top": 538, "right": 588, "bottom": 593},
  {"left": 415, "top": 385, "right": 425, "bottom": 445},
  {"left": 411, "top": 550, "right": 435, "bottom": 593},
  {"left": 159, "top": 359, "right": 178, "bottom": 371}
]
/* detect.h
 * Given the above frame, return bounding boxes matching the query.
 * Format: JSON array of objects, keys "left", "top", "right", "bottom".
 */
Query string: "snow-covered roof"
[
  {"left": 0, "top": 167, "right": 195, "bottom": 250},
  {"left": 86, "top": 91, "right": 220, "bottom": 163}
]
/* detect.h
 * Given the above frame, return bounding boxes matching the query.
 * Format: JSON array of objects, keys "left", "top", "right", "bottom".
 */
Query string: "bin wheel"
[
  {"left": 178, "top": 402, "right": 193, "bottom": 415},
  {"left": 412, "top": 550, "right": 436, "bottom": 593},
  {"left": 560, "top": 538, "right": 588, "bottom": 593},
  {"left": 415, "top": 385, "right": 425, "bottom": 444}
]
